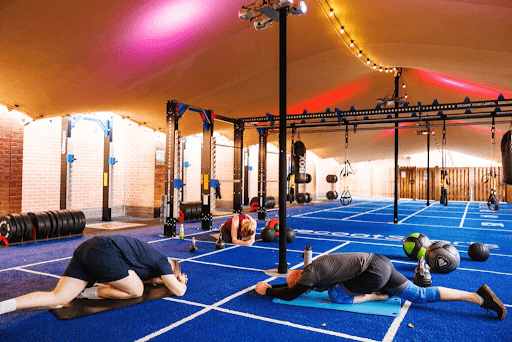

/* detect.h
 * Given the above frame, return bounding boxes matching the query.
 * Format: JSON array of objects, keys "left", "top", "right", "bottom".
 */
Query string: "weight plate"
[
  {"left": 39, "top": 212, "right": 52, "bottom": 238},
  {"left": 0, "top": 216, "right": 14, "bottom": 243},
  {"left": 77, "top": 210, "right": 86, "bottom": 232},
  {"left": 69, "top": 210, "right": 81, "bottom": 235},
  {"left": 27, "top": 212, "right": 46, "bottom": 240},
  {"left": 57, "top": 210, "right": 70, "bottom": 235},
  {"left": 19, "top": 213, "right": 33, "bottom": 241},
  {"left": 60, "top": 210, "right": 73, "bottom": 235},
  {"left": 193, "top": 202, "right": 202, "bottom": 219},
  {"left": 11, "top": 213, "right": 25, "bottom": 242},
  {"left": 45, "top": 211, "right": 58, "bottom": 237},
  {"left": 8, "top": 214, "right": 22, "bottom": 242},
  {"left": 49, "top": 211, "right": 64, "bottom": 236}
]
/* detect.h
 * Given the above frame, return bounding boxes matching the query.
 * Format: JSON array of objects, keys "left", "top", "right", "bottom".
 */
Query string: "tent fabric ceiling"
[{"left": 1, "top": 0, "right": 511, "bottom": 163}]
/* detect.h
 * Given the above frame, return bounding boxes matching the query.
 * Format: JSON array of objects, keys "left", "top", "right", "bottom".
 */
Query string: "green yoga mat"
[{"left": 272, "top": 291, "right": 402, "bottom": 317}]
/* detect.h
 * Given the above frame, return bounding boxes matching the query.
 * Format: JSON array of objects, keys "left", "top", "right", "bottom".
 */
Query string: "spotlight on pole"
[{"left": 239, "top": 0, "right": 307, "bottom": 30}]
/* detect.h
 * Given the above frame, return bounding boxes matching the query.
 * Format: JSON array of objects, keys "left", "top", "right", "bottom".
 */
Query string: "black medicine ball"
[{"left": 468, "top": 242, "right": 490, "bottom": 261}]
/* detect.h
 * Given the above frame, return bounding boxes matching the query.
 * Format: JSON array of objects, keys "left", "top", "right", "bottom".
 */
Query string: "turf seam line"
[
  {"left": 382, "top": 300, "right": 411, "bottom": 342},
  {"left": 292, "top": 201, "right": 371, "bottom": 217},
  {"left": 175, "top": 258, "right": 266, "bottom": 272}
]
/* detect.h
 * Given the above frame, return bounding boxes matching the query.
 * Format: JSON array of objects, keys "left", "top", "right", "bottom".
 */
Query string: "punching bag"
[
  {"left": 293, "top": 141, "right": 307, "bottom": 183},
  {"left": 501, "top": 130, "right": 512, "bottom": 185}
]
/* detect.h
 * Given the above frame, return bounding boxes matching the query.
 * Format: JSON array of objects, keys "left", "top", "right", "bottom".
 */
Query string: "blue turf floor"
[{"left": 1, "top": 198, "right": 511, "bottom": 342}]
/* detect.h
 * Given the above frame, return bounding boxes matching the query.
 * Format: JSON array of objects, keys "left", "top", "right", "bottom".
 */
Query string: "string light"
[{"left": 318, "top": 0, "right": 396, "bottom": 73}]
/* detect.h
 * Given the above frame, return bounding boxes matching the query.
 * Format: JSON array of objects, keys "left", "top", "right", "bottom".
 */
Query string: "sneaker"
[{"left": 477, "top": 284, "right": 507, "bottom": 320}]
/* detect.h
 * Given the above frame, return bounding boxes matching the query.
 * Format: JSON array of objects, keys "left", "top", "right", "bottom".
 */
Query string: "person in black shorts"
[
  {"left": 255, "top": 253, "right": 506, "bottom": 320},
  {"left": 0, "top": 235, "right": 188, "bottom": 315}
]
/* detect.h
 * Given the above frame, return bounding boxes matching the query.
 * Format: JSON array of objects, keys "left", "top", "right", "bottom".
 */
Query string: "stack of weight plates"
[{"left": 0, "top": 209, "right": 86, "bottom": 245}]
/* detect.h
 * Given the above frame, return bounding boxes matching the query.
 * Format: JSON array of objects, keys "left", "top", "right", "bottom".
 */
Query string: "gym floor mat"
[
  {"left": 50, "top": 284, "right": 173, "bottom": 320},
  {"left": 272, "top": 291, "right": 402, "bottom": 317}
]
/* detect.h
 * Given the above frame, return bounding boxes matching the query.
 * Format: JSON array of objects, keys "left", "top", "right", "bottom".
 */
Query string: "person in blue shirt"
[{"left": 0, "top": 235, "right": 187, "bottom": 315}]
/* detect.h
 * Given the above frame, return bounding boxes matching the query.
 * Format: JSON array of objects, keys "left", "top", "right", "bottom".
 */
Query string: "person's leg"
[
  {"left": 5, "top": 276, "right": 88, "bottom": 313},
  {"left": 96, "top": 270, "right": 145, "bottom": 299}
]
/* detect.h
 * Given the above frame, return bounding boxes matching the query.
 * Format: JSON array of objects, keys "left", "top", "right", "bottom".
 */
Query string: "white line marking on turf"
[
  {"left": 135, "top": 241, "right": 352, "bottom": 342},
  {"left": 0, "top": 257, "right": 72, "bottom": 273},
  {"left": 163, "top": 297, "right": 378, "bottom": 342},
  {"left": 292, "top": 201, "right": 371, "bottom": 217},
  {"left": 295, "top": 215, "right": 512, "bottom": 233},
  {"left": 176, "top": 259, "right": 266, "bottom": 272},
  {"left": 342, "top": 203, "right": 396, "bottom": 221},
  {"left": 13, "top": 267, "right": 61, "bottom": 279},
  {"left": 382, "top": 301, "right": 411, "bottom": 342},
  {"left": 459, "top": 202, "right": 470, "bottom": 227},
  {"left": 398, "top": 202, "right": 436, "bottom": 224}
]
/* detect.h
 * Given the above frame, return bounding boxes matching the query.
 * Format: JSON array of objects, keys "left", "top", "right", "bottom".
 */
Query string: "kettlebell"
[
  {"left": 215, "top": 233, "right": 225, "bottom": 250},
  {"left": 190, "top": 237, "right": 198, "bottom": 253},
  {"left": 413, "top": 257, "right": 432, "bottom": 287}
]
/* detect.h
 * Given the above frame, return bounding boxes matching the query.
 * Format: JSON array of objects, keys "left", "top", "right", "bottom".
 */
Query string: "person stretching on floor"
[
  {"left": 219, "top": 213, "right": 256, "bottom": 246},
  {"left": 255, "top": 252, "right": 506, "bottom": 320},
  {"left": 0, "top": 235, "right": 187, "bottom": 315}
]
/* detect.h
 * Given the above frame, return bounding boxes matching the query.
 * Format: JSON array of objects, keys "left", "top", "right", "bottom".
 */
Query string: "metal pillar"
[
  {"left": 60, "top": 118, "right": 70, "bottom": 210},
  {"left": 200, "top": 110, "right": 214, "bottom": 231},
  {"left": 102, "top": 121, "right": 112, "bottom": 221},
  {"left": 257, "top": 129, "right": 268, "bottom": 220},
  {"left": 393, "top": 71, "right": 400, "bottom": 223},
  {"left": 233, "top": 120, "right": 244, "bottom": 214},
  {"left": 163, "top": 101, "right": 179, "bottom": 237},
  {"left": 277, "top": 6, "right": 288, "bottom": 274},
  {"left": 427, "top": 122, "right": 431, "bottom": 206}
]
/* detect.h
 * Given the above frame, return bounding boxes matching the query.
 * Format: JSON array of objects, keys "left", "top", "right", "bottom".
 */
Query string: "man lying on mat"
[
  {"left": 219, "top": 213, "right": 256, "bottom": 246},
  {"left": 255, "top": 252, "right": 506, "bottom": 320},
  {"left": 0, "top": 235, "right": 187, "bottom": 315}
]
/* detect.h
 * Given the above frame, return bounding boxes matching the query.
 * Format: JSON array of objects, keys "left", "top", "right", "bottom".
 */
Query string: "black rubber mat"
[{"left": 50, "top": 284, "right": 173, "bottom": 320}]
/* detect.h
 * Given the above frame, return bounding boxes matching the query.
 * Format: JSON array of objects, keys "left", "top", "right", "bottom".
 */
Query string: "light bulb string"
[{"left": 318, "top": 0, "right": 395, "bottom": 73}]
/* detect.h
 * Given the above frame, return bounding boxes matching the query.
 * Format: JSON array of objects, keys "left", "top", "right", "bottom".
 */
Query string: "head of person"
[
  {"left": 286, "top": 270, "right": 303, "bottom": 288},
  {"left": 240, "top": 219, "right": 256, "bottom": 238},
  {"left": 167, "top": 257, "right": 181, "bottom": 278}
]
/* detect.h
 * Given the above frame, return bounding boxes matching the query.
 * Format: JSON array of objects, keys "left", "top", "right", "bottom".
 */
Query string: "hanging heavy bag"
[
  {"left": 293, "top": 141, "right": 307, "bottom": 183},
  {"left": 501, "top": 130, "right": 512, "bottom": 185}
]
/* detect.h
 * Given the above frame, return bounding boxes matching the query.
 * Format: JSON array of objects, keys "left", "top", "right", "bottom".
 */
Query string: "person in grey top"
[{"left": 255, "top": 253, "right": 506, "bottom": 320}]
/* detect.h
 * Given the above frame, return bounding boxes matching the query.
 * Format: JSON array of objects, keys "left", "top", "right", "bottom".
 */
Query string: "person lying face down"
[
  {"left": 0, "top": 235, "right": 188, "bottom": 316},
  {"left": 219, "top": 214, "right": 257, "bottom": 246},
  {"left": 255, "top": 252, "right": 506, "bottom": 320}
]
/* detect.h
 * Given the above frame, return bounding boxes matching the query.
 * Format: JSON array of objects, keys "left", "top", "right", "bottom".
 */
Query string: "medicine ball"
[
  {"left": 468, "top": 242, "right": 490, "bottom": 261},
  {"left": 426, "top": 241, "right": 460, "bottom": 273},
  {"left": 265, "top": 218, "right": 279, "bottom": 232},
  {"left": 286, "top": 227, "right": 296, "bottom": 243},
  {"left": 261, "top": 227, "right": 276, "bottom": 242},
  {"left": 403, "top": 233, "right": 431, "bottom": 260}
]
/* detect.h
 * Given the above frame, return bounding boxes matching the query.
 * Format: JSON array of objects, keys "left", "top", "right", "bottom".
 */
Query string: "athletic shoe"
[{"left": 477, "top": 284, "right": 506, "bottom": 320}]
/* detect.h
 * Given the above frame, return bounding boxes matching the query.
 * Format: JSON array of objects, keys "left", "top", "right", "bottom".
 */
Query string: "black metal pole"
[
  {"left": 278, "top": 6, "right": 288, "bottom": 274},
  {"left": 427, "top": 123, "right": 430, "bottom": 206},
  {"left": 393, "top": 71, "right": 400, "bottom": 223}
]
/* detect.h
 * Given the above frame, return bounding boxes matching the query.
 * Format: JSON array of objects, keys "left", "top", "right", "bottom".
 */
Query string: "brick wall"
[{"left": 0, "top": 108, "right": 26, "bottom": 216}]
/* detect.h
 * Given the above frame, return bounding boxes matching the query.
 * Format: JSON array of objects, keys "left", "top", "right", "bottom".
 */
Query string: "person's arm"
[
  {"left": 255, "top": 282, "right": 310, "bottom": 301},
  {"left": 161, "top": 273, "right": 187, "bottom": 296},
  {"left": 143, "top": 277, "right": 163, "bottom": 284}
]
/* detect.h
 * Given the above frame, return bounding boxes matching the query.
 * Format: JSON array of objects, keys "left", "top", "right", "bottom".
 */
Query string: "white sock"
[
  {"left": 0, "top": 299, "right": 17, "bottom": 315},
  {"left": 477, "top": 294, "right": 484, "bottom": 305},
  {"left": 77, "top": 287, "right": 99, "bottom": 299}
]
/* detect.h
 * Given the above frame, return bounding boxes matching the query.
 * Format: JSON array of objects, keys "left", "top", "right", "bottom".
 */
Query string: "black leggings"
[{"left": 342, "top": 254, "right": 408, "bottom": 296}]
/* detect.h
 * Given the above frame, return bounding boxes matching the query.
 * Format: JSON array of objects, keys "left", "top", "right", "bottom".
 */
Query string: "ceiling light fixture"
[{"left": 239, "top": 0, "right": 307, "bottom": 30}]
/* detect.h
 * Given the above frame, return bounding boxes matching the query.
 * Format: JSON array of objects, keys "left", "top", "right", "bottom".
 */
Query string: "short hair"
[
  {"left": 287, "top": 270, "right": 303, "bottom": 288},
  {"left": 167, "top": 258, "right": 181, "bottom": 278}
]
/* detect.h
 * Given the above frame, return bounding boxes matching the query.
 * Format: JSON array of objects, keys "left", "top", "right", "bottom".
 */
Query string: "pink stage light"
[
  {"left": 413, "top": 70, "right": 512, "bottom": 99},
  {"left": 287, "top": 78, "right": 369, "bottom": 114}
]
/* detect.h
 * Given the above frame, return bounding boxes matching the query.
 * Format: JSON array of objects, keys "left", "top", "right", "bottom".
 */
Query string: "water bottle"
[
  {"left": 303, "top": 244, "right": 313, "bottom": 266},
  {"left": 179, "top": 223, "right": 185, "bottom": 240}
]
